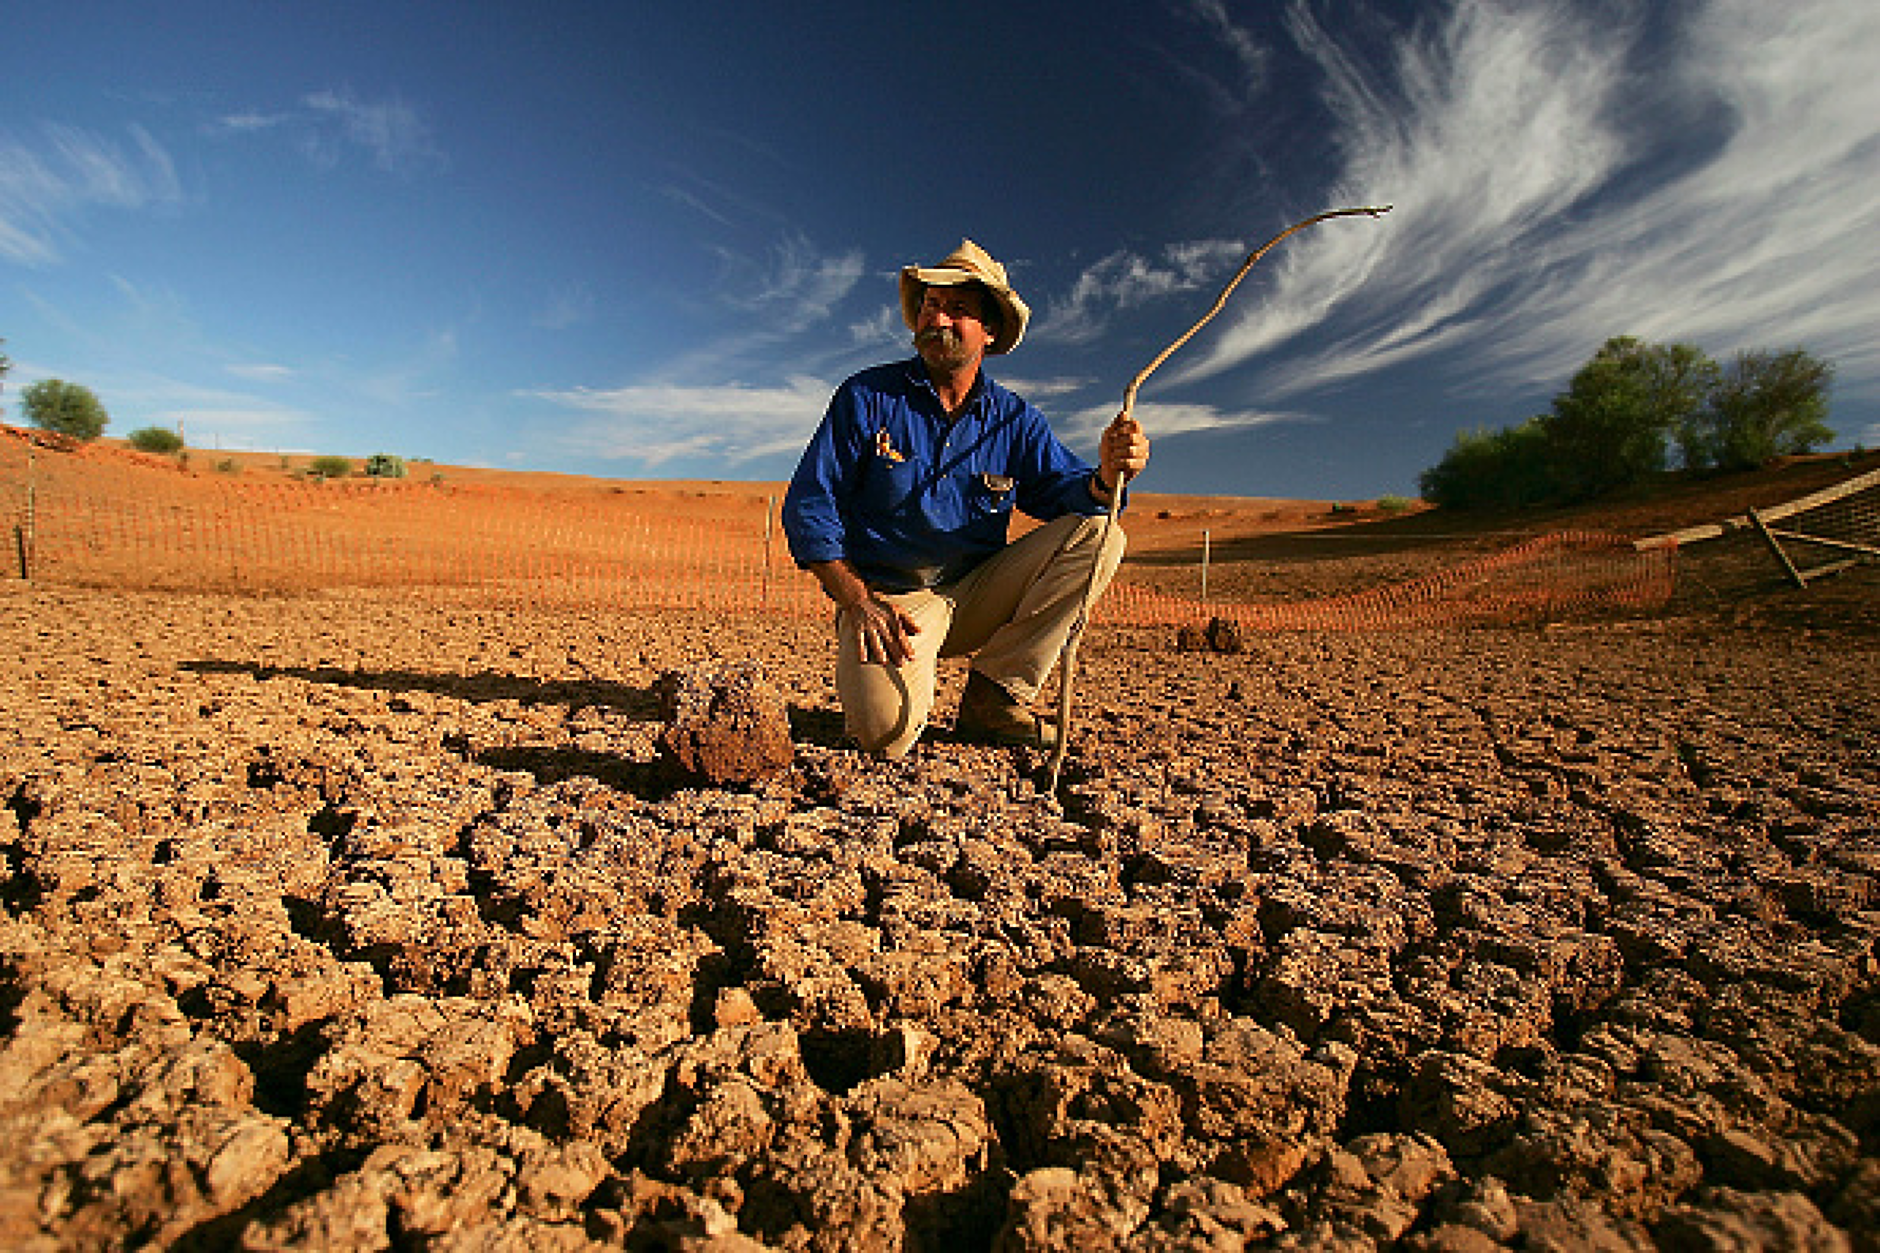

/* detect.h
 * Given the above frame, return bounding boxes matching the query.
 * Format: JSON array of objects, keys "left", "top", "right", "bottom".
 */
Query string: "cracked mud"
[{"left": 2, "top": 578, "right": 1876, "bottom": 1250}]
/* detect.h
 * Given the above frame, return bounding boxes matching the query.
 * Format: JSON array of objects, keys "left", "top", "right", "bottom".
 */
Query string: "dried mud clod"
[{"left": 655, "top": 661, "right": 796, "bottom": 787}]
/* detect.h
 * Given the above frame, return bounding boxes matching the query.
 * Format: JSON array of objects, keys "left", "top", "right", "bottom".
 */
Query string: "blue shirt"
[{"left": 783, "top": 359, "right": 1107, "bottom": 592}]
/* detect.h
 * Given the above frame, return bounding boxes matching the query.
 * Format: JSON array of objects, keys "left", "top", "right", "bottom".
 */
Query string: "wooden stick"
[
  {"left": 1635, "top": 464, "right": 1880, "bottom": 550},
  {"left": 1046, "top": 204, "right": 1393, "bottom": 794},
  {"left": 1764, "top": 528, "right": 1880, "bottom": 559},
  {"left": 1748, "top": 507, "right": 1807, "bottom": 588}
]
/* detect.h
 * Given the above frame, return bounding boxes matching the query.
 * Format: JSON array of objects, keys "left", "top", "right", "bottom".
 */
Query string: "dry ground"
[{"left": 2, "top": 444, "right": 1876, "bottom": 1250}]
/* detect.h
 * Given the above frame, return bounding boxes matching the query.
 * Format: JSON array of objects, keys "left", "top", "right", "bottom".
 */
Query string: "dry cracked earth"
[{"left": 3, "top": 581, "right": 1877, "bottom": 1251}]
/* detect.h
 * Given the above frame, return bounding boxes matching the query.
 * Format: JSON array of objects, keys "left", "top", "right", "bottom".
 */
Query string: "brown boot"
[{"left": 955, "top": 671, "right": 1059, "bottom": 749}]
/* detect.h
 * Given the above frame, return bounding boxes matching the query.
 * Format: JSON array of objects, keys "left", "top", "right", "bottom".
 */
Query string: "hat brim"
[{"left": 898, "top": 267, "right": 1029, "bottom": 355}]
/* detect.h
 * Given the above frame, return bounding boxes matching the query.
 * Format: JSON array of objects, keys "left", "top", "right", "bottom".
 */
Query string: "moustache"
[{"left": 915, "top": 327, "right": 961, "bottom": 348}]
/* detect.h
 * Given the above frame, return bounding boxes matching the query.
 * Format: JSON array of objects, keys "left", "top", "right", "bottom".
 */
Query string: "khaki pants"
[{"left": 835, "top": 513, "right": 1126, "bottom": 758}]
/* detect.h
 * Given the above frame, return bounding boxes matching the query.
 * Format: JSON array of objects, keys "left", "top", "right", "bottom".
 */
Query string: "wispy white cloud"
[
  {"left": 1060, "top": 398, "right": 1305, "bottom": 449},
  {"left": 533, "top": 285, "right": 594, "bottom": 332},
  {"left": 847, "top": 304, "right": 903, "bottom": 353},
  {"left": 303, "top": 88, "right": 445, "bottom": 174},
  {"left": 712, "top": 233, "right": 866, "bottom": 320},
  {"left": 995, "top": 375, "right": 1096, "bottom": 403},
  {"left": 0, "top": 124, "right": 183, "bottom": 264},
  {"left": 1039, "top": 239, "right": 1249, "bottom": 344},
  {"left": 154, "top": 407, "right": 309, "bottom": 447},
  {"left": 208, "top": 110, "right": 294, "bottom": 135},
  {"left": 1175, "top": 0, "right": 1625, "bottom": 387},
  {"left": 1170, "top": 0, "right": 1880, "bottom": 420},
  {"left": 209, "top": 88, "right": 444, "bottom": 175},
  {"left": 226, "top": 362, "right": 296, "bottom": 383},
  {"left": 351, "top": 328, "right": 460, "bottom": 411},
  {"left": 1184, "top": 0, "right": 1272, "bottom": 98},
  {"left": 644, "top": 235, "right": 875, "bottom": 387},
  {"left": 528, "top": 376, "right": 834, "bottom": 468},
  {"left": 76, "top": 365, "right": 313, "bottom": 447},
  {"left": 660, "top": 183, "right": 739, "bottom": 230},
  {"left": 1161, "top": 0, "right": 1277, "bottom": 121}
]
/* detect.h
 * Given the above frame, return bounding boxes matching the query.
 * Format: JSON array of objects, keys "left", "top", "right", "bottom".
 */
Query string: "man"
[{"left": 782, "top": 238, "right": 1150, "bottom": 758}]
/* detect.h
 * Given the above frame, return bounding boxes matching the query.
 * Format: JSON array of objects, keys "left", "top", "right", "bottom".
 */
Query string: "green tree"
[
  {"left": 364, "top": 453, "right": 408, "bottom": 478},
  {"left": 1685, "top": 349, "right": 1834, "bottom": 471},
  {"left": 22, "top": 377, "right": 110, "bottom": 441},
  {"left": 1538, "top": 337, "right": 1714, "bottom": 501},
  {"left": 128, "top": 426, "right": 185, "bottom": 455}
]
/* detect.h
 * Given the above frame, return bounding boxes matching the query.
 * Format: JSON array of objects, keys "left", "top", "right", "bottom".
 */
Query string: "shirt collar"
[{"left": 904, "top": 356, "right": 989, "bottom": 418}]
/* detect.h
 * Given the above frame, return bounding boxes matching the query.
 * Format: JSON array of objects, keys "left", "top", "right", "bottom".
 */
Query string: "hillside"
[{"left": 5, "top": 424, "right": 1874, "bottom": 627}]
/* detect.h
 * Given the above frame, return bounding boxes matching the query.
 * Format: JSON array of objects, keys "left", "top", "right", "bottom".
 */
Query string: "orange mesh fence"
[
  {"left": 1103, "top": 531, "right": 1678, "bottom": 632},
  {"left": 2, "top": 433, "right": 1675, "bottom": 628}
]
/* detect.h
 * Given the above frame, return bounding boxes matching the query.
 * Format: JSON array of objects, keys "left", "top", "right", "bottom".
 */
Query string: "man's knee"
[
  {"left": 847, "top": 706, "right": 922, "bottom": 758},
  {"left": 1060, "top": 513, "right": 1126, "bottom": 577},
  {"left": 1068, "top": 511, "right": 1125, "bottom": 552},
  {"left": 840, "top": 672, "right": 925, "bottom": 758}
]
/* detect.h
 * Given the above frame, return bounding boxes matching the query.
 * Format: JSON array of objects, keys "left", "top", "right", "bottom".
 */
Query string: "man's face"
[{"left": 914, "top": 284, "right": 994, "bottom": 372}]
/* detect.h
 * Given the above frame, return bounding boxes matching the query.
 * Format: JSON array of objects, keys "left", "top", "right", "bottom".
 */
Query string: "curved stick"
[{"left": 1046, "top": 204, "right": 1392, "bottom": 795}]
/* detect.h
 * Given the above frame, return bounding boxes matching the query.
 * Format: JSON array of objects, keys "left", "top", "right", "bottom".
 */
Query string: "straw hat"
[{"left": 899, "top": 238, "right": 1031, "bottom": 355}]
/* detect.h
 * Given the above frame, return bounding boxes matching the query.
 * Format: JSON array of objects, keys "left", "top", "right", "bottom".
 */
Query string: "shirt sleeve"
[
  {"left": 781, "top": 380, "right": 862, "bottom": 567},
  {"left": 1010, "top": 401, "right": 1111, "bottom": 520}
]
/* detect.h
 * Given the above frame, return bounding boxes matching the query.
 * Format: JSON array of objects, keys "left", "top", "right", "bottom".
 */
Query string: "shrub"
[
  {"left": 364, "top": 453, "right": 408, "bottom": 479},
  {"left": 216, "top": 458, "right": 241, "bottom": 474},
  {"left": 1375, "top": 494, "right": 1416, "bottom": 513},
  {"left": 1418, "top": 419, "right": 1551, "bottom": 510},
  {"left": 128, "top": 426, "right": 185, "bottom": 455},
  {"left": 309, "top": 455, "right": 353, "bottom": 479},
  {"left": 22, "top": 378, "right": 109, "bottom": 441}
]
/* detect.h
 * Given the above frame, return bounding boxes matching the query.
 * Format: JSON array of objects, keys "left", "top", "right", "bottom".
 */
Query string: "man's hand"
[
  {"left": 847, "top": 594, "right": 919, "bottom": 665},
  {"left": 1094, "top": 411, "right": 1151, "bottom": 501},
  {"left": 809, "top": 560, "right": 919, "bottom": 665}
]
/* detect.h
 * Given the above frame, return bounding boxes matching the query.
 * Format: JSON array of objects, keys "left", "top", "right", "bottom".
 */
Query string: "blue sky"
[{"left": 4, "top": 0, "right": 1877, "bottom": 500}]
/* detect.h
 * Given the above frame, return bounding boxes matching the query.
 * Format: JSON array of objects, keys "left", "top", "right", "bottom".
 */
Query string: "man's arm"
[
  {"left": 806, "top": 559, "right": 919, "bottom": 665},
  {"left": 806, "top": 558, "right": 871, "bottom": 611}
]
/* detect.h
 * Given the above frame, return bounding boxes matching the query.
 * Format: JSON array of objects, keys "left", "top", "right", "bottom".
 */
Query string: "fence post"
[
  {"left": 1200, "top": 528, "right": 1210, "bottom": 606},
  {"left": 21, "top": 442, "right": 34, "bottom": 581},
  {"left": 763, "top": 496, "right": 775, "bottom": 609}
]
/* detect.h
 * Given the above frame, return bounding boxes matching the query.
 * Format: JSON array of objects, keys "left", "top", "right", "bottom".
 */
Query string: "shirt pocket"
[
  {"left": 861, "top": 456, "right": 924, "bottom": 515},
  {"left": 968, "top": 472, "right": 1016, "bottom": 516}
]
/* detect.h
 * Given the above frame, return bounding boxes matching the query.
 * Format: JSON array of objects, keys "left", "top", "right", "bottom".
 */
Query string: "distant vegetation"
[
  {"left": 22, "top": 377, "right": 110, "bottom": 442},
  {"left": 128, "top": 426, "right": 185, "bottom": 455},
  {"left": 308, "top": 455, "right": 354, "bottom": 479},
  {"left": 1420, "top": 338, "right": 1836, "bottom": 510},
  {"left": 364, "top": 453, "right": 408, "bottom": 479}
]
